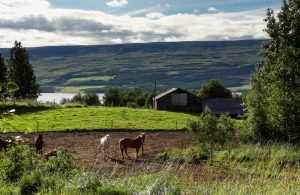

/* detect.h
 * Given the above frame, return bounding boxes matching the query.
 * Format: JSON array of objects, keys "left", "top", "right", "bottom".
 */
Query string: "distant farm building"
[
  {"left": 202, "top": 98, "right": 245, "bottom": 117},
  {"left": 154, "top": 88, "right": 245, "bottom": 116},
  {"left": 153, "top": 88, "right": 201, "bottom": 113}
]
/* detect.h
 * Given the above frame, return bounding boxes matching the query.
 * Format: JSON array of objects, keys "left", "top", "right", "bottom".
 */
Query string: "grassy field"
[{"left": 0, "top": 106, "right": 197, "bottom": 132}]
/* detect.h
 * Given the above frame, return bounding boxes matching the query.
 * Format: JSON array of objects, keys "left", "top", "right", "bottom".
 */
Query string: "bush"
[
  {"left": 82, "top": 91, "right": 100, "bottom": 106},
  {"left": 0, "top": 145, "right": 38, "bottom": 182},
  {"left": 187, "top": 107, "right": 236, "bottom": 154},
  {"left": 19, "top": 172, "right": 42, "bottom": 195},
  {"left": 126, "top": 102, "right": 139, "bottom": 108},
  {"left": 135, "top": 96, "right": 145, "bottom": 108},
  {"left": 40, "top": 148, "right": 76, "bottom": 176}
]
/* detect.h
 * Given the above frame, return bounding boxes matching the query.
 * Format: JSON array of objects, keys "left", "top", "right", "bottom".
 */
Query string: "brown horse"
[
  {"left": 119, "top": 133, "right": 145, "bottom": 159},
  {"left": 0, "top": 138, "right": 9, "bottom": 152},
  {"left": 35, "top": 134, "right": 44, "bottom": 154}
]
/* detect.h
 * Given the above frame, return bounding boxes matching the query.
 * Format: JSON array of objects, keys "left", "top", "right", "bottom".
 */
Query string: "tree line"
[
  {"left": 102, "top": 80, "right": 233, "bottom": 108},
  {"left": 0, "top": 41, "right": 40, "bottom": 101}
]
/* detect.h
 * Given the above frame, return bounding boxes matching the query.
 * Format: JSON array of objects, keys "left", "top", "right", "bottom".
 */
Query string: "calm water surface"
[{"left": 37, "top": 93, "right": 104, "bottom": 104}]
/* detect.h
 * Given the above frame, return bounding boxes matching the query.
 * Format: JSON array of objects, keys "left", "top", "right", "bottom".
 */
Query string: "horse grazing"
[
  {"left": 119, "top": 133, "right": 145, "bottom": 160},
  {"left": 100, "top": 134, "right": 111, "bottom": 157},
  {"left": 35, "top": 134, "right": 44, "bottom": 155},
  {"left": 0, "top": 138, "right": 10, "bottom": 152}
]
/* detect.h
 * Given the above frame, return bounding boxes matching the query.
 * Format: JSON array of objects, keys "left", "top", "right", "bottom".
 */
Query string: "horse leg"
[
  {"left": 120, "top": 147, "right": 124, "bottom": 159},
  {"left": 136, "top": 148, "right": 140, "bottom": 160},
  {"left": 125, "top": 148, "right": 130, "bottom": 158}
]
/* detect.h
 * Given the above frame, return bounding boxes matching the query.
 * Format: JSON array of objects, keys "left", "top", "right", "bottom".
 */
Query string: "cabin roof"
[
  {"left": 154, "top": 88, "right": 188, "bottom": 100},
  {"left": 202, "top": 98, "right": 245, "bottom": 115}
]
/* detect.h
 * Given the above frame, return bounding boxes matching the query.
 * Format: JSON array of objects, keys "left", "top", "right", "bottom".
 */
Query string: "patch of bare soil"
[{"left": 3, "top": 131, "right": 229, "bottom": 181}]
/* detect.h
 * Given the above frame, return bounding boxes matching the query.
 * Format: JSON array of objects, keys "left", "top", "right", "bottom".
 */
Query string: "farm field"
[{"left": 1, "top": 106, "right": 197, "bottom": 132}]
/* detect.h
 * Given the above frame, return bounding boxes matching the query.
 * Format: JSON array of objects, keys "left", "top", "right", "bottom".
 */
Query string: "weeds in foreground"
[{"left": 1, "top": 143, "right": 300, "bottom": 194}]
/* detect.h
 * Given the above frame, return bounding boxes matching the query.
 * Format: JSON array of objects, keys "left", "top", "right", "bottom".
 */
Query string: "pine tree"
[
  {"left": 8, "top": 41, "right": 41, "bottom": 99},
  {"left": 248, "top": 0, "right": 300, "bottom": 142}
]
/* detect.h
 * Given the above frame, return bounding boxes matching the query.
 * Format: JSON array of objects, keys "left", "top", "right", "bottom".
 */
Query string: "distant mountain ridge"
[{"left": 0, "top": 40, "right": 264, "bottom": 93}]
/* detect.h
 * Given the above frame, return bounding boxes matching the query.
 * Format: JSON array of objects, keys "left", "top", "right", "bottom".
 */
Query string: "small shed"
[
  {"left": 153, "top": 88, "right": 201, "bottom": 113},
  {"left": 202, "top": 98, "right": 245, "bottom": 117}
]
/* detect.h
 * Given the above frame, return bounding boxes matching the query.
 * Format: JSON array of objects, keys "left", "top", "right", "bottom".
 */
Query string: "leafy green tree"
[
  {"left": 145, "top": 92, "right": 155, "bottom": 108},
  {"left": 198, "top": 80, "right": 232, "bottom": 99},
  {"left": 135, "top": 96, "right": 146, "bottom": 108},
  {"left": 103, "top": 88, "right": 123, "bottom": 107},
  {"left": 82, "top": 91, "right": 100, "bottom": 106},
  {"left": 8, "top": 41, "right": 41, "bottom": 99},
  {"left": 247, "top": 0, "right": 300, "bottom": 142}
]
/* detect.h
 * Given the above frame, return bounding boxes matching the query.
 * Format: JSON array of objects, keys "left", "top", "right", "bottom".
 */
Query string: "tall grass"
[{"left": 1, "top": 143, "right": 300, "bottom": 194}]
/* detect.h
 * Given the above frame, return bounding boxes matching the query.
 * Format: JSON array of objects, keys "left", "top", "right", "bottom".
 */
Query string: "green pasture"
[
  {"left": 56, "top": 86, "right": 105, "bottom": 93},
  {"left": 0, "top": 107, "right": 197, "bottom": 132},
  {"left": 67, "top": 75, "right": 115, "bottom": 84}
]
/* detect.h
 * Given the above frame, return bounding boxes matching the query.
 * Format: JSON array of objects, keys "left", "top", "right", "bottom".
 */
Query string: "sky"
[{"left": 0, "top": 0, "right": 282, "bottom": 47}]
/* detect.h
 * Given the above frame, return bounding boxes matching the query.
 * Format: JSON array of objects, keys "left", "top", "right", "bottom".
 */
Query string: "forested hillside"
[{"left": 0, "top": 40, "right": 264, "bottom": 92}]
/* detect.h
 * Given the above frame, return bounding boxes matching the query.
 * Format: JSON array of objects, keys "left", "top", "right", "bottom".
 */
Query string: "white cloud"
[
  {"left": 106, "top": 0, "right": 128, "bottom": 8},
  {"left": 0, "top": 0, "right": 269, "bottom": 47},
  {"left": 165, "top": 3, "right": 170, "bottom": 7},
  {"left": 208, "top": 7, "right": 218, "bottom": 12},
  {"left": 111, "top": 38, "right": 123, "bottom": 43},
  {"left": 146, "top": 12, "right": 165, "bottom": 20},
  {"left": 0, "top": 0, "right": 50, "bottom": 8}
]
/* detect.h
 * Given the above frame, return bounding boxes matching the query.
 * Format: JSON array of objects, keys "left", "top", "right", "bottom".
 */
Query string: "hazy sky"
[{"left": 0, "top": 0, "right": 281, "bottom": 47}]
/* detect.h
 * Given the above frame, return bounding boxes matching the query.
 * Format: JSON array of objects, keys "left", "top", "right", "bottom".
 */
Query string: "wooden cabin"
[{"left": 153, "top": 88, "right": 201, "bottom": 113}]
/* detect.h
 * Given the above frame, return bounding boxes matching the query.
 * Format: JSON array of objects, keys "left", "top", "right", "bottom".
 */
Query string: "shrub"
[
  {"left": 82, "top": 91, "right": 100, "bottom": 106},
  {"left": 19, "top": 172, "right": 42, "bottom": 195},
  {"left": 126, "top": 102, "right": 138, "bottom": 108},
  {"left": 40, "top": 147, "right": 76, "bottom": 177},
  {"left": 0, "top": 145, "right": 38, "bottom": 182},
  {"left": 187, "top": 107, "right": 236, "bottom": 155},
  {"left": 135, "top": 96, "right": 145, "bottom": 107}
]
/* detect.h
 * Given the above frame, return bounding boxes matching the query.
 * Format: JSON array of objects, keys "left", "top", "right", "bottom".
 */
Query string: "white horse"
[{"left": 100, "top": 134, "right": 111, "bottom": 157}]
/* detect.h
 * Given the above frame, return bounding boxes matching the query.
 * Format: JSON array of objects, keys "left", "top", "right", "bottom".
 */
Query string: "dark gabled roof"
[
  {"left": 154, "top": 88, "right": 187, "bottom": 100},
  {"left": 202, "top": 98, "right": 245, "bottom": 115}
]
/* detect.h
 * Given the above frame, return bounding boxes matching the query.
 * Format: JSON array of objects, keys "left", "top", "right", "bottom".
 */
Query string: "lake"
[{"left": 37, "top": 93, "right": 104, "bottom": 104}]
